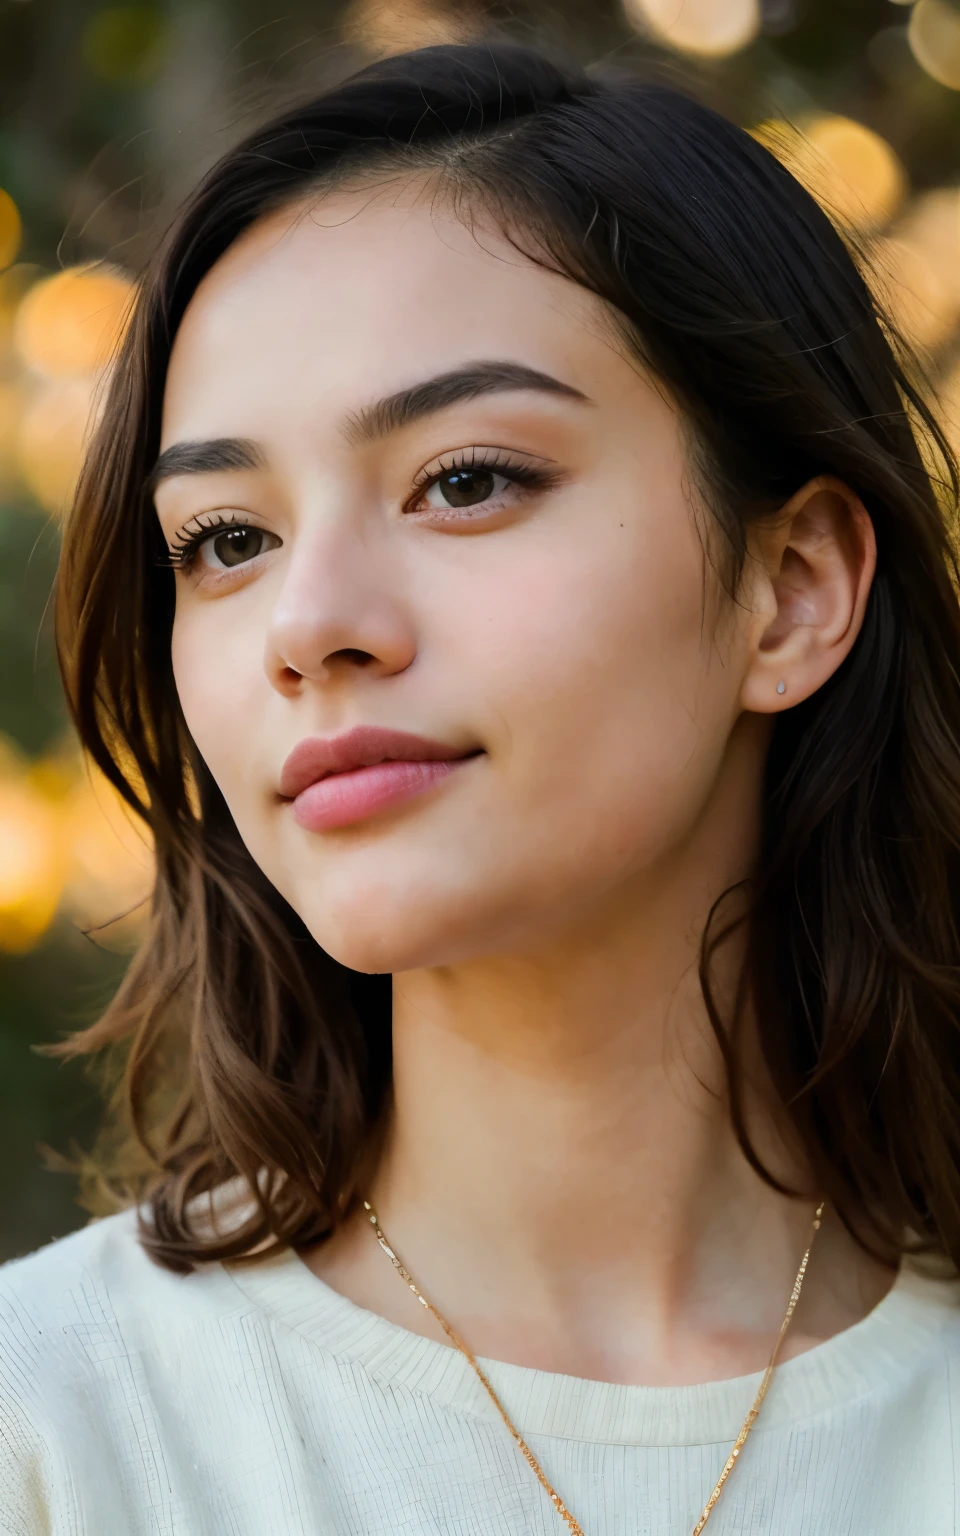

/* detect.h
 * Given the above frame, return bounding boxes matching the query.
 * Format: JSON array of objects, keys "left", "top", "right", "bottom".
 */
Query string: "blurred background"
[{"left": 2, "top": 0, "right": 960, "bottom": 1262}]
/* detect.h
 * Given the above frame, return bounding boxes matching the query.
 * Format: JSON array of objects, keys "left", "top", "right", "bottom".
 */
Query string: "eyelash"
[
  {"left": 162, "top": 511, "right": 247, "bottom": 570},
  {"left": 407, "top": 447, "right": 560, "bottom": 510},
  {"left": 161, "top": 448, "right": 561, "bottom": 572}
]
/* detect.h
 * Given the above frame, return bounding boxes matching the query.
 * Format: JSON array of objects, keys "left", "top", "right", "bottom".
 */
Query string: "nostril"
[{"left": 329, "top": 647, "right": 377, "bottom": 667}]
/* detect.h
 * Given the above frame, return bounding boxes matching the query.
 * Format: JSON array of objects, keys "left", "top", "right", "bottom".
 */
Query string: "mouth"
[{"left": 278, "top": 725, "right": 483, "bottom": 832}]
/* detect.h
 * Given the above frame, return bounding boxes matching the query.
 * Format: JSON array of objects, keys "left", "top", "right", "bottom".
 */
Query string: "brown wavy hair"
[{"left": 53, "top": 39, "right": 960, "bottom": 1275}]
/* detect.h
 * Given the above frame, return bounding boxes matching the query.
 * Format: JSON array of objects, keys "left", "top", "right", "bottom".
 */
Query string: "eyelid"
[
  {"left": 410, "top": 445, "right": 557, "bottom": 487},
  {"left": 171, "top": 507, "right": 253, "bottom": 538}
]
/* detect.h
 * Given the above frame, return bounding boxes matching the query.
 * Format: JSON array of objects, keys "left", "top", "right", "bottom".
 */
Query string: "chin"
[
  {"left": 265, "top": 817, "right": 595, "bottom": 974},
  {"left": 294, "top": 883, "right": 478, "bottom": 975},
  {"left": 305, "top": 914, "right": 459, "bottom": 976}
]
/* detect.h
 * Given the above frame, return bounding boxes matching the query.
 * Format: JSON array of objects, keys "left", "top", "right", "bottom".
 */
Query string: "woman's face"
[{"left": 157, "top": 182, "right": 766, "bottom": 972}]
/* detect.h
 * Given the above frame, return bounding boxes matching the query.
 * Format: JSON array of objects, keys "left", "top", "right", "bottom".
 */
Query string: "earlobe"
[{"left": 740, "top": 476, "right": 877, "bottom": 716}]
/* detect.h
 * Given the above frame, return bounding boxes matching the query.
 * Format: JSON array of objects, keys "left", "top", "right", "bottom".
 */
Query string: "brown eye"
[
  {"left": 410, "top": 454, "right": 559, "bottom": 521},
  {"left": 196, "top": 524, "right": 281, "bottom": 571},
  {"left": 211, "top": 527, "right": 264, "bottom": 566},
  {"left": 426, "top": 467, "right": 505, "bottom": 509},
  {"left": 438, "top": 467, "right": 495, "bottom": 506}
]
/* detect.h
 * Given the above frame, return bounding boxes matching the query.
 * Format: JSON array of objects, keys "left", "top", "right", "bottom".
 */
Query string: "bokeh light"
[
  {"left": 909, "top": 0, "right": 960, "bottom": 91},
  {"left": 0, "top": 383, "right": 23, "bottom": 492},
  {"left": 0, "top": 265, "right": 41, "bottom": 361},
  {"left": 0, "top": 742, "right": 65, "bottom": 953},
  {"left": 873, "top": 237, "right": 955, "bottom": 350},
  {"left": 0, "top": 737, "right": 152, "bottom": 955},
  {"left": 14, "top": 265, "right": 132, "bottom": 378},
  {"left": 16, "top": 376, "right": 101, "bottom": 513},
  {"left": 341, "top": 0, "right": 473, "bottom": 53},
  {"left": 0, "top": 189, "right": 21, "bottom": 271},
  {"left": 754, "top": 115, "right": 906, "bottom": 233},
  {"left": 61, "top": 769, "right": 152, "bottom": 940},
  {"left": 893, "top": 188, "right": 960, "bottom": 318},
  {"left": 623, "top": 0, "right": 760, "bottom": 57}
]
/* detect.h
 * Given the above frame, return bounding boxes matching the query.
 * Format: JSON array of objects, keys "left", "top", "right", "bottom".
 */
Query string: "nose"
[{"left": 264, "top": 522, "right": 417, "bottom": 695}]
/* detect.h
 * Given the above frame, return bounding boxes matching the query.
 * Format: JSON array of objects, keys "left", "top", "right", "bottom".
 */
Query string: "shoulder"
[
  {"left": 0, "top": 1207, "right": 144, "bottom": 1397},
  {"left": 894, "top": 1261, "right": 960, "bottom": 1319},
  {"left": 0, "top": 1203, "right": 250, "bottom": 1533},
  {"left": 895, "top": 1262, "right": 960, "bottom": 1360},
  {"left": 0, "top": 1204, "right": 197, "bottom": 1345},
  {"left": 856, "top": 1262, "right": 960, "bottom": 1443},
  {"left": 0, "top": 1207, "right": 179, "bottom": 1417},
  {"left": 0, "top": 1211, "right": 147, "bottom": 1532},
  {"left": 0, "top": 1197, "right": 254, "bottom": 1374},
  {"left": 2, "top": 1202, "right": 144, "bottom": 1297}
]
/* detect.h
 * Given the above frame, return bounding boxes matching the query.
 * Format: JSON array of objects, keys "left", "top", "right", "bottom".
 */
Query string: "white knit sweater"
[{"left": 1, "top": 1203, "right": 958, "bottom": 1534}]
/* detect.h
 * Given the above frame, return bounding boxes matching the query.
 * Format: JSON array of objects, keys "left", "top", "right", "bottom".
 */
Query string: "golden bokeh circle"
[
  {"left": 873, "top": 237, "right": 955, "bottom": 350},
  {"left": 16, "top": 376, "right": 101, "bottom": 513},
  {"left": 624, "top": 0, "right": 760, "bottom": 57},
  {"left": 0, "top": 775, "right": 65, "bottom": 952},
  {"left": 805, "top": 116, "right": 905, "bottom": 231},
  {"left": 909, "top": 0, "right": 960, "bottom": 91},
  {"left": 14, "top": 264, "right": 132, "bottom": 377}
]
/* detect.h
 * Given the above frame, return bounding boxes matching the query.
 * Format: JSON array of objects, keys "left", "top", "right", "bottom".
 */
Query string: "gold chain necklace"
[{"left": 363, "top": 1197, "right": 825, "bottom": 1535}]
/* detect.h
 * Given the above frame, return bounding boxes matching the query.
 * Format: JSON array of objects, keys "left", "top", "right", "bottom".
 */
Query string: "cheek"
[
  {"left": 170, "top": 595, "right": 269, "bottom": 800},
  {"left": 464, "top": 515, "right": 738, "bottom": 866}
]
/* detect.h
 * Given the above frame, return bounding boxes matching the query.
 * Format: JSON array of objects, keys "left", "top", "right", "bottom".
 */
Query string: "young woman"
[{"left": 3, "top": 37, "right": 960, "bottom": 1536}]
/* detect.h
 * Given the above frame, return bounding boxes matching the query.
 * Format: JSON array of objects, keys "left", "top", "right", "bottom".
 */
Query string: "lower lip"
[{"left": 290, "top": 757, "right": 471, "bottom": 832}]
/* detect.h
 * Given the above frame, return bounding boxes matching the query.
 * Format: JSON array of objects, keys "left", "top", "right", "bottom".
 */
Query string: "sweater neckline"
[{"left": 224, "top": 1245, "right": 958, "bottom": 1447}]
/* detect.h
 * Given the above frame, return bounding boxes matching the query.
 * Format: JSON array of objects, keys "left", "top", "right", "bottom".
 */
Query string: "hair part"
[{"left": 53, "top": 39, "right": 960, "bottom": 1274}]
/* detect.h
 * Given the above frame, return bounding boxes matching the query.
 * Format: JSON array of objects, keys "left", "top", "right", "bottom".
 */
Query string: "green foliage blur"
[{"left": 2, "top": 0, "right": 960, "bottom": 1263}]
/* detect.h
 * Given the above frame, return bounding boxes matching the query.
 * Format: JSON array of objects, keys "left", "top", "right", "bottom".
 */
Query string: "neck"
[{"left": 305, "top": 719, "right": 894, "bottom": 1384}]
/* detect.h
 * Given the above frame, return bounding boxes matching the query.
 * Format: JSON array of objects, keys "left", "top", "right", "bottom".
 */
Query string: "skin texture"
[{"left": 156, "top": 179, "right": 886, "bottom": 1388}]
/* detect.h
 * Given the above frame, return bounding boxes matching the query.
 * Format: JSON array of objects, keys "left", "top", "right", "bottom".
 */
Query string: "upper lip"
[{"left": 278, "top": 725, "right": 478, "bottom": 799}]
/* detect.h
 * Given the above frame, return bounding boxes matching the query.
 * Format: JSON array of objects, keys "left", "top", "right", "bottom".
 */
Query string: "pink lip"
[{"left": 279, "top": 726, "right": 480, "bottom": 832}]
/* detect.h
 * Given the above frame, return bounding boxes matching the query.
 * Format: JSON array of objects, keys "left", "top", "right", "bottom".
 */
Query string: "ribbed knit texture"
[{"left": 1, "top": 1203, "right": 959, "bottom": 1534}]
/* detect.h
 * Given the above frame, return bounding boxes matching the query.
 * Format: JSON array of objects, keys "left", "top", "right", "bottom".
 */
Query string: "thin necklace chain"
[{"left": 363, "top": 1197, "right": 826, "bottom": 1536}]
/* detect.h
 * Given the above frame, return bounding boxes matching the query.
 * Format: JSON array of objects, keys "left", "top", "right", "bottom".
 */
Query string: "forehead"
[{"left": 160, "top": 182, "right": 620, "bottom": 445}]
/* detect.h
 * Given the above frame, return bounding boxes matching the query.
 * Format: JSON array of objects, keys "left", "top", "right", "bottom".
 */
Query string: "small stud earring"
[{"left": 776, "top": 680, "right": 786, "bottom": 695}]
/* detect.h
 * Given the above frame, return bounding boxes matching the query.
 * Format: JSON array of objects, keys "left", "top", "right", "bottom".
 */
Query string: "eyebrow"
[
  {"left": 341, "top": 359, "right": 591, "bottom": 445},
  {"left": 147, "top": 360, "right": 591, "bottom": 494},
  {"left": 146, "top": 437, "right": 266, "bottom": 496}
]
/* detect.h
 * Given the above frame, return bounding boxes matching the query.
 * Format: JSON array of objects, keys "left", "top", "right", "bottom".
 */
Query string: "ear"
[{"left": 740, "top": 476, "right": 877, "bottom": 714}]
